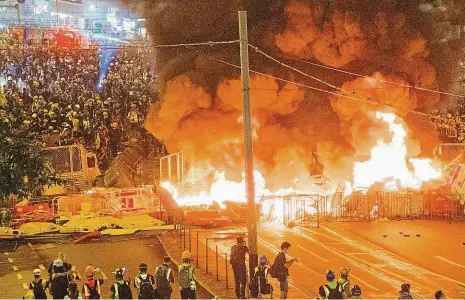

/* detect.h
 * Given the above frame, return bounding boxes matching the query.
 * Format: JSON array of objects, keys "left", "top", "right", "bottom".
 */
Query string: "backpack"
[
  {"left": 230, "top": 245, "right": 241, "bottom": 265},
  {"left": 113, "top": 281, "right": 132, "bottom": 300},
  {"left": 155, "top": 265, "right": 171, "bottom": 290},
  {"left": 51, "top": 273, "right": 70, "bottom": 299},
  {"left": 325, "top": 282, "right": 344, "bottom": 299},
  {"left": 84, "top": 280, "right": 101, "bottom": 299},
  {"left": 178, "top": 265, "right": 193, "bottom": 289},
  {"left": 250, "top": 266, "right": 272, "bottom": 297},
  {"left": 137, "top": 275, "right": 154, "bottom": 299},
  {"left": 269, "top": 260, "right": 278, "bottom": 279},
  {"left": 31, "top": 279, "right": 47, "bottom": 299}
]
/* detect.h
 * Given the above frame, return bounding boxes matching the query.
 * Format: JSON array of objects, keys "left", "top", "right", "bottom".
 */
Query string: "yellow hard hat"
[
  {"left": 182, "top": 251, "right": 191, "bottom": 259},
  {"left": 340, "top": 266, "right": 351, "bottom": 277},
  {"left": 85, "top": 265, "right": 95, "bottom": 278}
]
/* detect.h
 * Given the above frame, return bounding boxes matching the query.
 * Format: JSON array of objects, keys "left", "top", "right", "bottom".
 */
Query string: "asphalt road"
[
  {"left": 251, "top": 222, "right": 465, "bottom": 299},
  {"left": 0, "top": 236, "right": 211, "bottom": 299}
]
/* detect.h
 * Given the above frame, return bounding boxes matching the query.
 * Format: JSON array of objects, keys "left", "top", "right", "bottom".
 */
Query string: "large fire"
[
  {"left": 350, "top": 112, "right": 441, "bottom": 191},
  {"left": 163, "top": 111, "right": 441, "bottom": 208},
  {"left": 161, "top": 171, "right": 298, "bottom": 207},
  {"left": 125, "top": 0, "right": 452, "bottom": 208}
]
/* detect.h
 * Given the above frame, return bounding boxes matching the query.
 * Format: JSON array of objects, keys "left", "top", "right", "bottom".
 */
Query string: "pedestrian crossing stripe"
[
  {"left": 7, "top": 257, "right": 13, "bottom": 263},
  {"left": 22, "top": 283, "right": 28, "bottom": 290},
  {"left": 39, "top": 264, "right": 45, "bottom": 270},
  {"left": 17, "top": 273, "right": 22, "bottom": 279},
  {"left": 13, "top": 266, "right": 18, "bottom": 271}
]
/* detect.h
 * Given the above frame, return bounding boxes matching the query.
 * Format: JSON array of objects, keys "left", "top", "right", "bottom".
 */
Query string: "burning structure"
[{"left": 124, "top": 0, "right": 465, "bottom": 211}]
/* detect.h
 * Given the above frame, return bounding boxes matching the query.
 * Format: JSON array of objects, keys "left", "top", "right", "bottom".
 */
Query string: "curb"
[{"left": 156, "top": 233, "right": 217, "bottom": 299}]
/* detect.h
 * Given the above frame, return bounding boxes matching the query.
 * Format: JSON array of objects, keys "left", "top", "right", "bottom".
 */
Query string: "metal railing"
[
  {"left": 44, "top": 144, "right": 85, "bottom": 176},
  {"left": 269, "top": 192, "right": 464, "bottom": 225},
  {"left": 319, "top": 192, "right": 465, "bottom": 221}
]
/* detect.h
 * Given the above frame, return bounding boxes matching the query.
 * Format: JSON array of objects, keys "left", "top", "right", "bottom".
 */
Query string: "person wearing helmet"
[
  {"left": 270, "top": 241, "right": 299, "bottom": 299},
  {"left": 155, "top": 256, "right": 175, "bottom": 299},
  {"left": 109, "top": 121, "right": 121, "bottom": 160},
  {"left": 250, "top": 255, "right": 272, "bottom": 298},
  {"left": 230, "top": 236, "right": 249, "bottom": 299},
  {"left": 110, "top": 268, "right": 132, "bottom": 300},
  {"left": 434, "top": 290, "right": 445, "bottom": 299},
  {"left": 351, "top": 285, "right": 362, "bottom": 299},
  {"left": 64, "top": 282, "right": 82, "bottom": 300},
  {"left": 29, "top": 269, "right": 48, "bottom": 299},
  {"left": 82, "top": 265, "right": 104, "bottom": 299},
  {"left": 338, "top": 266, "right": 352, "bottom": 298},
  {"left": 134, "top": 263, "right": 155, "bottom": 299},
  {"left": 399, "top": 283, "right": 413, "bottom": 299},
  {"left": 178, "top": 251, "right": 196, "bottom": 299},
  {"left": 319, "top": 270, "right": 344, "bottom": 299},
  {"left": 50, "top": 259, "right": 72, "bottom": 299},
  {"left": 47, "top": 253, "right": 72, "bottom": 277}
]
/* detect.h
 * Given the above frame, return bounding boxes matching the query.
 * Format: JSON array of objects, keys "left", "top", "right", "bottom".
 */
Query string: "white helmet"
[
  {"left": 33, "top": 269, "right": 41, "bottom": 276},
  {"left": 53, "top": 259, "right": 63, "bottom": 268}
]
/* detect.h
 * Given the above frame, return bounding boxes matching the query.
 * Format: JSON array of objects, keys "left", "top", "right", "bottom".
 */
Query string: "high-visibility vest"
[{"left": 83, "top": 280, "right": 101, "bottom": 298}]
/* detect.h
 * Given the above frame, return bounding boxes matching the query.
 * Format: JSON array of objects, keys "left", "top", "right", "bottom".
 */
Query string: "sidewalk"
[{"left": 158, "top": 227, "right": 309, "bottom": 299}]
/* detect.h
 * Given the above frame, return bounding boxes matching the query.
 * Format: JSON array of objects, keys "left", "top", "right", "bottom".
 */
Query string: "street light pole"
[{"left": 238, "top": 10, "right": 258, "bottom": 278}]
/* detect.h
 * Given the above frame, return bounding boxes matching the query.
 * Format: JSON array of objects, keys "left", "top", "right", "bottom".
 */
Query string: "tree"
[{"left": 0, "top": 120, "right": 64, "bottom": 206}]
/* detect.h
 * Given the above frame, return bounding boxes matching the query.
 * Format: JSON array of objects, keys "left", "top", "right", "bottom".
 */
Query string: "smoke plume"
[{"left": 124, "top": 0, "right": 455, "bottom": 189}]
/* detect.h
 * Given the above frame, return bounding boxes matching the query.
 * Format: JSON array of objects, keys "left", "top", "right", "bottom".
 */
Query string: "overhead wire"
[
  {"left": 0, "top": 40, "right": 239, "bottom": 50},
  {"left": 211, "top": 57, "right": 430, "bottom": 117},
  {"left": 245, "top": 44, "right": 430, "bottom": 116},
  {"left": 283, "top": 55, "right": 465, "bottom": 99}
]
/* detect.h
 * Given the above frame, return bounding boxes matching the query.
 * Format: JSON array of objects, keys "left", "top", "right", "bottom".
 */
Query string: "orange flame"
[{"left": 350, "top": 112, "right": 441, "bottom": 190}]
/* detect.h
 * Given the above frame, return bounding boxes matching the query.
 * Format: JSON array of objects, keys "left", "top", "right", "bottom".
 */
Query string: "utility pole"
[{"left": 238, "top": 10, "right": 258, "bottom": 278}]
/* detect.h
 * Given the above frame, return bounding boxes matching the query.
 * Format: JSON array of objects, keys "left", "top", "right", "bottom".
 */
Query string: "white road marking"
[
  {"left": 350, "top": 273, "right": 381, "bottom": 292},
  {"left": 346, "top": 252, "right": 371, "bottom": 255},
  {"left": 39, "top": 264, "right": 46, "bottom": 270},
  {"left": 17, "top": 273, "right": 22, "bottom": 280},
  {"left": 8, "top": 257, "right": 13, "bottom": 263},
  {"left": 13, "top": 266, "right": 18, "bottom": 271},
  {"left": 4, "top": 252, "right": 9, "bottom": 256},
  {"left": 434, "top": 256, "right": 465, "bottom": 269},
  {"left": 296, "top": 244, "right": 329, "bottom": 262},
  {"left": 22, "top": 283, "right": 29, "bottom": 290},
  {"left": 27, "top": 242, "right": 32, "bottom": 247}
]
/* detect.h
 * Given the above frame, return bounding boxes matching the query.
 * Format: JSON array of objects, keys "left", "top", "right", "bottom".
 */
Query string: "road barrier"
[
  {"left": 319, "top": 192, "right": 465, "bottom": 221},
  {"left": 275, "top": 192, "right": 464, "bottom": 225}
]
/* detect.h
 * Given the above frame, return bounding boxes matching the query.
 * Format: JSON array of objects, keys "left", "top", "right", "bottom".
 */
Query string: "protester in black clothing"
[
  {"left": 47, "top": 253, "right": 72, "bottom": 278},
  {"left": 49, "top": 259, "right": 72, "bottom": 300},
  {"left": 230, "top": 236, "right": 249, "bottom": 299},
  {"left": 271, "top": 241, "right": 299, "bottom": 300}
]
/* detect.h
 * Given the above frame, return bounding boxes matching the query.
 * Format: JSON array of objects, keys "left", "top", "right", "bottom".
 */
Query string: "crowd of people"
[
  {"left": 429, "top": 111, "right": 465, "bottom": 143},
  {"left": 229, "top": 237, "right": 447, "bottom": 300},
  {"left": 0, "top": 38, "right": 158, "bottom": 170},
  {"left": 25, "top": 251, "right": 196, "bottom": 300}
]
